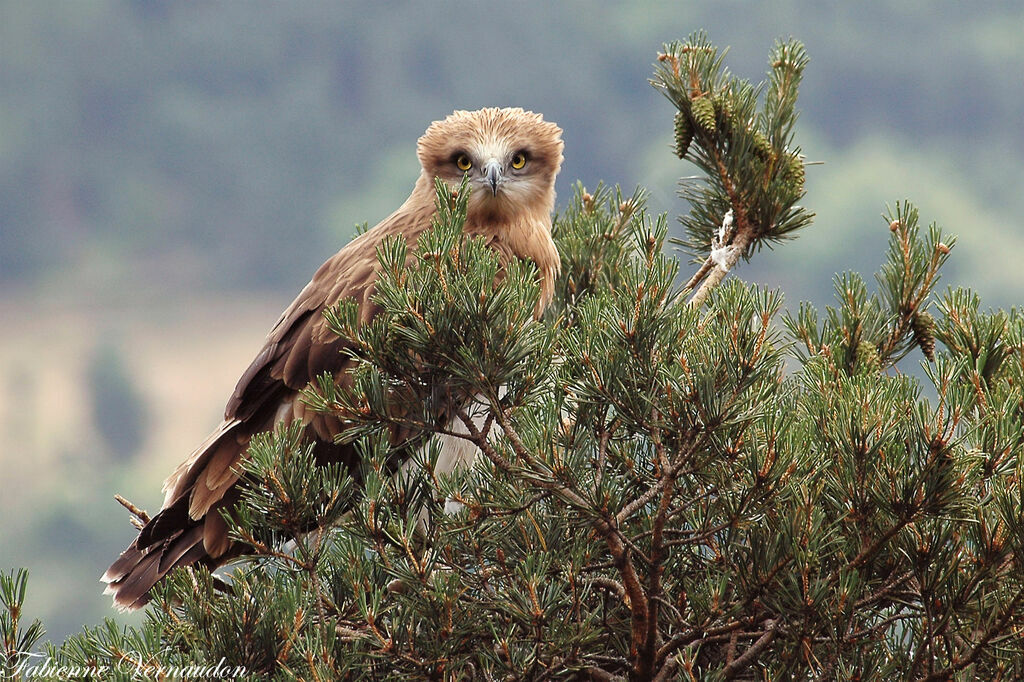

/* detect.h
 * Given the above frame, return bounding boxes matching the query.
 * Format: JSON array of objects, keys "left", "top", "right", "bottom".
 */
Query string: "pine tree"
[{"left": 5, "top": 32, "right": 1024, "bottom": 681}]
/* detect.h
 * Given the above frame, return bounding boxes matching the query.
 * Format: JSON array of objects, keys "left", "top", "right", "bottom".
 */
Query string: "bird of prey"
[{"left": 103, "top": 107, "right": 564, "bottom": 610}]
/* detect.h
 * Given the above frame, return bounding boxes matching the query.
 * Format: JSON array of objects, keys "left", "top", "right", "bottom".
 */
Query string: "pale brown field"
[{"left": 0, "top": 291, "right": 287, "bottom": 641}]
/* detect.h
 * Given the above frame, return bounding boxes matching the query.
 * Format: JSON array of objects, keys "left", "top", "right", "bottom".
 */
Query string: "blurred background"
[{"left": 2, "top": 1, "right": 1022, "bottom": 643}]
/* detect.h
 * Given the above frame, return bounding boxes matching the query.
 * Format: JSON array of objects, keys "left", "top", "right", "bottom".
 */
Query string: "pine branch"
[
  {"left": 114, "top": 493, "right": 151, "bottom": 529},
  {"left": 651, "top": 657, "right": 679, "bottom": 682},
  {"left": 722, "top": 619, "right": 779, "bottom": 679},
  {"left": 475, "top": 406, "right": 655, "bottom": 677},
  {"left": 917, "top": 587, "right": 1024, "bottom": 681},
  {"left": 643, "top": 415, "right": 677, "bottom": 674},
  {"left": 656, "top": 619, "right": 746, "bottom": 661},
  {"left": 688, "top": 222, "right": 756, "bottom": 308},
  {"left": 683, "top": 255, "right": 714, "bottom": 291},
  {"left": 456, "top": 407, "right": 589, "bottom": 511},
  {"left": 585, "top": 667, "right": 626, "bottom": 682}
]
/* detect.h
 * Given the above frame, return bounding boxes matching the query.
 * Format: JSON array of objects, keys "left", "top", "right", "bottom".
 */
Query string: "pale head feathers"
[
  {"left": 414, "top": 107, "right": 563, "bottom": 312},
  {"left": 417, "top": 108, "right": 563, "bottom": 185}
]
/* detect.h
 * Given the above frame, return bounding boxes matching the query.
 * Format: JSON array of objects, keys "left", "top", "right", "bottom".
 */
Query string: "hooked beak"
[{"left": 482, "top": 159, "right": 502, "bottom": 196}]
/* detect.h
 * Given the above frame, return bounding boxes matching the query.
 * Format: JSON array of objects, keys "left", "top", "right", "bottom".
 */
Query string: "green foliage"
[
  {"left": 548, "top": 183, "right": 647, "bottom": 323},
  {"left": 2, "top": 570, "right": 44, "bottom": 679},
  {"left": 6, "top": 33, "right": 1024, "bottom": 681},
  {"left": 652, "top": 32, "right": 814, "bottom": 263},
  {"left": 785, "top": 201, "right": 954, "bottom": 374},
  {"left": 232, "top": 421, "right": 356, "bottom": 550}
]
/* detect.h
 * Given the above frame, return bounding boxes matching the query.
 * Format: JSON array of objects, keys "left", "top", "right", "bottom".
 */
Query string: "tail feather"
[
  {"left": 102, "top": 548, "right": 163, "bottom": 611},
  {"left": 157, "top": 525, "right": 205, "bottom": 575},
  {"left": 137, "top": 497, "right": 190, "bottom": 548},
  {"left": 102, "top": 396, "right": 350, "bottom": 610},
  {"left": 102, "top": 419, "right": 252, "bottom": 611},
  {"left": 161, "top": 419, "right": 243, "bottom": 510},
  {"left": 102, "top": 525, "right": 199, "bottom": 608},
  {"left": 101, "top": 544, "right": 150, "bottom": 588}
]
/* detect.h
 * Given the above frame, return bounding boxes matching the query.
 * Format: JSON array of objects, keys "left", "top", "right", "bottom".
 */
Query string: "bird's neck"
[
  {"left": 464, "top": 198, "right": 559, "bottom": 318},
  {"left": 400, "top": 174, "right": 560, "bottom": 316}
]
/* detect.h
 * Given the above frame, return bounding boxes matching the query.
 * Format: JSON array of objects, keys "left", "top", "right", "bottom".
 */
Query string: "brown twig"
[
  {"left": 615, "top": 435, "right": 700, "bottom": 525},
  {"left": 656, "top": 619, "right": 745, "bottom": 661},
  {"left": 585, "top": 667, "right": 626, "bottom": 682},
  {"left": 594, "top": 426, "right": 611, "bottom": 493},
  {"left": 590, "top": 577, "right": 626, "bottom": 599},
  {"left": 916, "top": 587, "right": 1024, "bottom": 681},
  {"left": 457, "top": 408, "right": 589, "bottom": 510},
  {"left": 642, "top": 415, "right": 678, "bottom": 676},
  {"left": 467, "top": 405, "right": 657, "bottom": 678},
  {"left": 688, "top": 226, "right": 755, "bottom": 309},
  {"left": 684, "top": 256, "right": 715, "bottom": 291},
  {"left": 852, "top": 570, "right": 915, "bottom": 610},
  {"left": 652, "top": 657, "right": 680, "bottom": 682},
  {"left": 723, "top": 619, "right": 779, "bottom": 679},
  {"left": 114, "top": 493, "right": 151, "bottom": 529},
  {"left": 847, "top": 518, "right": 914, "bottom": 570}
]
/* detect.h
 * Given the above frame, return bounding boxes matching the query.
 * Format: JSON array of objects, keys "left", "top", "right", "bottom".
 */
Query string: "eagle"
[{"left": 102, "top": 107, "right": 564, "bottom": 610}]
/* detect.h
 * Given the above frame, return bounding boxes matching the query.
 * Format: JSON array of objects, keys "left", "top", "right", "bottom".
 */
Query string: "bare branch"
[
  {"left": 688, "top": 226, "right": 755, "bottom": 309},
  {"left": 684, "top": 256, "right": 715, "bottom": 291},
  {"left": 723, "top": 619, "right": 779, "bottom": 679},
  {"left": 585, "top": 667, "right": 626, "bottom": 682},
  {"left": 114, "top": 494, "right": 151, "bottom": 529}
]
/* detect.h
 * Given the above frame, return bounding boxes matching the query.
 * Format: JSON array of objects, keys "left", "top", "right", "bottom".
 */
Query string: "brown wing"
[
  {"left": 103, "top": 196, "right": 434, "bottom": 610},
  {"left": 158, "top": 242, "right": 381, "bottom": 518}
]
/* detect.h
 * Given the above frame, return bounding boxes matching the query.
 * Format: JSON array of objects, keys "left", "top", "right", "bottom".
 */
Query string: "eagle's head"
[{"left": 417, "top": 107, "right": 564, "bottom": 225}]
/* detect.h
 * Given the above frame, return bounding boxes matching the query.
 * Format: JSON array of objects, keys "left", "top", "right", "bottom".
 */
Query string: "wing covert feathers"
[{"left": 102, "top": 181, "right": 438, "bottom": 611}]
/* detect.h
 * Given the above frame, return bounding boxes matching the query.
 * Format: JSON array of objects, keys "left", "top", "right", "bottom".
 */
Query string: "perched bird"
[{"left": 103, "top": 107, "right": 563, "bottom": 610}]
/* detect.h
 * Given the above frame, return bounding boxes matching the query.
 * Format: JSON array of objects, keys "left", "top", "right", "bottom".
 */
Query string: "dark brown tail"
[
  {"left": 101, "top": 420, "right": 249, "bottom": 611},
  {"left": 102, "top": 394, "right": 360, "bottom": 609}
]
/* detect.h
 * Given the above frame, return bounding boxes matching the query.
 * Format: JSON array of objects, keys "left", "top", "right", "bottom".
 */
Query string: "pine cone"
[
  {"left": 855, "top": 340, "right": 881, "bottom": 373},
  {"left": 713, "top": 94, "right": 733, "bottom": 128},
  {"left": 673, "top": 110, "right": 693, "bottom": 158},
  {"left": 751, "top": 130, "right": 772, "bottom": 161},
  {"left": 912, "top": 311, "right": 937, "bottom": 362},
  {"left": 782, "top": 151, "right": 805, "bottom": 196},
  {"left": 691, "top": 95, "right": 716, "bottom": 133}
]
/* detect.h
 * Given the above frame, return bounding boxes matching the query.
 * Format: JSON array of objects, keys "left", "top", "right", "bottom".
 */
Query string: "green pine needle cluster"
[
  {"left": 4, "top": 33, "right": 1024, "bottom": 682},
  {"left": 785, "top": 201, "right": 955, "bottom": 375},
  {"left": 652, "top": 31, "right": 814, "bottom": 264},
  {"left": 2, "top": 570, "right": 44, "bottom": 679}
]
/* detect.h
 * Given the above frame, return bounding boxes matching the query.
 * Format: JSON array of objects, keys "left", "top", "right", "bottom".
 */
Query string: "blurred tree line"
[{"left": 2, "top": 1, "right": 1024, "bottom": 300}]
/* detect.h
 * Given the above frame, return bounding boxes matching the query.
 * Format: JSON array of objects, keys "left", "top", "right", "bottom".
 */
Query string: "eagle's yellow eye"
[
  {"left": 456, "top": 154, "right": 472, "bottom": 171},
  {"left": 511, "top": 152, "right": 527, "bottom": 170}
]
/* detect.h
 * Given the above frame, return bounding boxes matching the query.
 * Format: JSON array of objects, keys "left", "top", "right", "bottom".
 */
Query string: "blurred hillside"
[{"left": 2, "top": 0, "right": 1023, "bottom": 643}]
